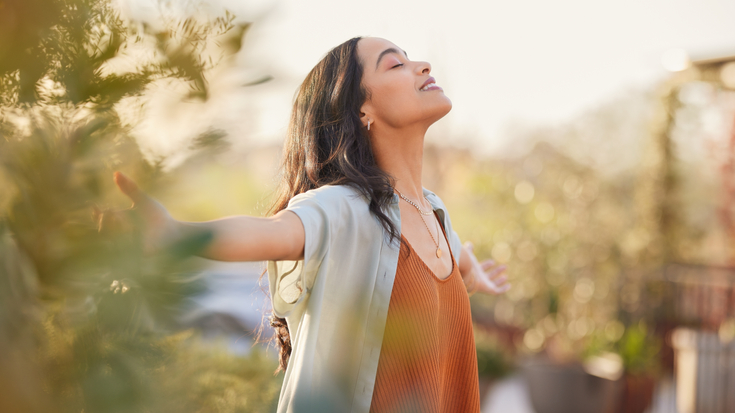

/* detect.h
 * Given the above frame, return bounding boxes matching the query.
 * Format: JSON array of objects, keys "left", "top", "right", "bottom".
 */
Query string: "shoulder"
[
  {"left": 423, "top": 187, "right": 457, "bottom": 230},
  {"left": 288, "top": 184, "right": 369, "bottom": 214},
  {"left": 422, "top": 187, "right": 449, "bottom": 212},
  {"left": 423, "top": 187, "right": 463, "bottom": 256}
]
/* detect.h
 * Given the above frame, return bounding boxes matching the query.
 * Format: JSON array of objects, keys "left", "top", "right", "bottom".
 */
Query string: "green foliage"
[
  {"left": 0, "top": 0, "right": 248, "bottom": 107},
  {"left": 578, "top": 320, "right": 661, "bottom": 378},
  {"left": 34, "top": 313, "right": 282, "bottom": 413},
  {"left": 445, "top": 142, "right": 637, "bottom": 353},
  {"left": 0, "top": 1, "right": 279, "bottom": 412},
  {"left": 615, "top": 322, "right": 661, "bottom": 377},
  {"left": 475, "top": 327, "right": 514, "bottom": 380},
  {"left": 155, "top": 332, "right": 282, "bottom": 413},
  {"left": 1, "top": 0, "right": 142, "bottom": 106}
]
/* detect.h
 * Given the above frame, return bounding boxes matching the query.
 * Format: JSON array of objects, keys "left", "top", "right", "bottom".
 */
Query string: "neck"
[{"left": 371, "top": 122, "right": 428, "bottom": 203}]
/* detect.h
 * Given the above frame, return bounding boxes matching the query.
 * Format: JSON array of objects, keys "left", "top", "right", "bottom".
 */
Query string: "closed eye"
[{"left": 392, "top": 63, "right": 404, "bottom": 69}]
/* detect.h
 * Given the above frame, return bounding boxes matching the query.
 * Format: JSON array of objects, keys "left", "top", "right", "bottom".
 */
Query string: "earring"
[{"left": 367, "top": 120, "right": 371, "bottom": 131}]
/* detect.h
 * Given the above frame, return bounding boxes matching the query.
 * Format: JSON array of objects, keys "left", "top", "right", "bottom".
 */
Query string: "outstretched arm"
[
  {"left": 458, "top": 241, "right": 510, "bottom": 295},
  {"left": 178, "top": 211, "right": 304, "bottom": 262},
  {"left": 112, "top": 171, "right": 305, "bottom": 262}
]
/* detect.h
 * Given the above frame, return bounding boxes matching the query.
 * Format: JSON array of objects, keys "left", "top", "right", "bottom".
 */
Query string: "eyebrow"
[{"left": 375, "top": 48, "right": 408, "bottom": 70}]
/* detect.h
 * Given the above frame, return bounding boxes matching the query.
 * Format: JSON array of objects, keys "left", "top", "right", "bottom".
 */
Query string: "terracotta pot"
[
  {"left": 617, "top": 374, "right": 655, "bottom": 413},
  {"left": 522, "top": 358, "right": 622, "bottom": 413}
]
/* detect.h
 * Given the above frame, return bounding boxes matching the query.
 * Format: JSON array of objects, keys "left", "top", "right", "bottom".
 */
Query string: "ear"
[{"left": 359, "top": 101, "right": 374, "bottom": 129}]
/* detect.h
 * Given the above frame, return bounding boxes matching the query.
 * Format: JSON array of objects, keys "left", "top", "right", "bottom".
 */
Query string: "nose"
[{"left": 416, "top": 60, "right": 431, "bottom": 75}]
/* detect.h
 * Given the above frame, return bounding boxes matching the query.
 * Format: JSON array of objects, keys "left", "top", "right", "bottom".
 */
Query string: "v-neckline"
[{"left": 399, "top": 214, "right": 456, "bottom": 282}]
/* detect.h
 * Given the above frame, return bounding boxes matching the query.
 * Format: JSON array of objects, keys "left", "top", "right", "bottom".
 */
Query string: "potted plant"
[
  {"left": 521, "top": 318, "right": 624, "bottom": 413},
  {"left": 474, "top": 326, "right": 515, "bottom": 401},
  {"left": 614, "top": 322, "right": 661, "bottom": 413}
]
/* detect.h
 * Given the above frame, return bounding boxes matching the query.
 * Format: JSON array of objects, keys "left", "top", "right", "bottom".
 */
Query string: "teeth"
[{"left": 421, "top": 82, "right": 436, "bottom": 91}]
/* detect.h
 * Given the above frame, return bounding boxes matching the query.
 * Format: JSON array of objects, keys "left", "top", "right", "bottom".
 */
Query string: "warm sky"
[{"left": 119, "top": 0, "right": 735, "bottom": 159}]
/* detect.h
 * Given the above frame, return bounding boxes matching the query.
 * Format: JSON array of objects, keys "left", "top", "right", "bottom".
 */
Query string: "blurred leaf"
[
  {"left": 616, "top": 322, "right": 661, "bottom": 376},
  {"left": 243, "top": 75, "right": 273, "bottom": 87},
  {"left": 188, "top": 128, "right": 229, "bottom": 152},
  {"left": 0, "top": 1, "right": 279, "bottom": 411}
]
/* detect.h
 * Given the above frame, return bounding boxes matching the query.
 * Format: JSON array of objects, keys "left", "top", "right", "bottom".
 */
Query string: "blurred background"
[{"left": 1, "top": 0, "right": 735, "bottom": 412}]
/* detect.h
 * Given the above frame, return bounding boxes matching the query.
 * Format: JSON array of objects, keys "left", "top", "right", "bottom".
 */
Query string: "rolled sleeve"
[{"left": 268, "top": 192, "right": 331, "bottom": 318}]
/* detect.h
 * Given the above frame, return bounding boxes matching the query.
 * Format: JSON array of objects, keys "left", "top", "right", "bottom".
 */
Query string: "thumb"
[{"left": 113, "top": 171, "right": 144, "bottom": 204}]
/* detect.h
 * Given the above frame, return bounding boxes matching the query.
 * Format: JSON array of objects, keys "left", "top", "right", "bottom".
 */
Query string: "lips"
[{"left": 420, "top": 77, "right": 437, "bottom": 91}]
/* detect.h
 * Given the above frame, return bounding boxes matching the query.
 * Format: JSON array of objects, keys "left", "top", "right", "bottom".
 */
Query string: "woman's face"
[{"left": 357, "top": 37, "right": 452, "bottom": 131}]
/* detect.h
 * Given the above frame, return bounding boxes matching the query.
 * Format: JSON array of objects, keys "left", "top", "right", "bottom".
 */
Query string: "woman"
[{"left": 113, "top": 36, "right": 510, "bottom": 413}]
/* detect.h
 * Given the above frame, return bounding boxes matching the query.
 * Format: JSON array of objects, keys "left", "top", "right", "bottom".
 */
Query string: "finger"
[
  {"left": 478, "top": 277, "right": 510, "bottom": 294},
  {"left": 97, "top": 209, "right": 122, "bottom": 233},
  {"left": 114, "top": 171, "right": 144, "bottom": 204},
  {"left": 464, "top": 241, "right": 474, "bottom": 252},
  {"left": 92, "top": 204, "right": 102, "bottom": 221},
  {"left": 482, "top": 276, "right": 511, "bottom": 293},
  {"left": 480, "top": 259, "right": 497, "bottom": 270},
  {"left": 92, "top": 205, "right": 104, "bottom": 231},
  {"left": 486, "top": 265, "right": 507, "bottom": 279},
  {"left": 477, "top": 269, "right": 507, "bottom": 287}
]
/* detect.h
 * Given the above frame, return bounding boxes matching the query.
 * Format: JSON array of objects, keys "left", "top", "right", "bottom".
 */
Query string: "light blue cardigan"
[{"left": 268, "top": 184, "right": 463, "bottom": 413}]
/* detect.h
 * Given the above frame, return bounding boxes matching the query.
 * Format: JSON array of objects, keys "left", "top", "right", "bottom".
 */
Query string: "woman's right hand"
[{"left": 96, "top": 171, "right": 181, "bottom": 255}]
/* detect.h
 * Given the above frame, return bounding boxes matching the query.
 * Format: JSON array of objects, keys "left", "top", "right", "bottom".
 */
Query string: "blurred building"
[{"left": 656, "top": 51, "right": 735, "bottom": 413}]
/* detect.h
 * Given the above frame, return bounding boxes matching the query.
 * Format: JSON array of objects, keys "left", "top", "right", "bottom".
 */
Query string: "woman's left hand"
[{"left": 463, "top": 241, "right": 510, "bottom": 295}]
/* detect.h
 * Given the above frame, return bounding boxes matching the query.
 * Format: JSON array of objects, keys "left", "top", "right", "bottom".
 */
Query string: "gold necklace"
[
  {"left": 395, "top": 189, "right": 442, "bottom": 258},
  {"left": 395, "top": 189, "right": 433, "bottom": 215}
]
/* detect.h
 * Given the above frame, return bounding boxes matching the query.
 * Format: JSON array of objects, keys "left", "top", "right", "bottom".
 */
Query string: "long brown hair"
[{"left": 265, "top": 37, "right": 400, "bottom": 373}]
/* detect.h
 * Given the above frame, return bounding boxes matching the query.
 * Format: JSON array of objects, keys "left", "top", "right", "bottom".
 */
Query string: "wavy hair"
[{"left": 264, "top": 37, "right": 400, "bottom": 373}]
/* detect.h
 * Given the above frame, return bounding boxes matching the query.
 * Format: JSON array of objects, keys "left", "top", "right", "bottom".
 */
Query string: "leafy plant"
[
  {"left": 615, "top": 322, "right": 661, "bottom": 377},
  {"left": 474, "top": 326, "right": 514, "bottom": 379},
  {"left": 0, "top": 1, "right": 279, "bottom": 412}
]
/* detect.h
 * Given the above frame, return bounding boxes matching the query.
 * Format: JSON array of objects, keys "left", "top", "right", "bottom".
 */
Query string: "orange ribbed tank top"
[{"left": 369, "top": 214, "right": 481, "bottom": 413}]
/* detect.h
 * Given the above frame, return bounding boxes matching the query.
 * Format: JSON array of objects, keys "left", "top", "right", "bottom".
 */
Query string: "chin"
[
  {"left": 442, "top": 97, "right": 453, "bottom": 113},
  {"left": 430, "top": 98, "right": 452, "bottom": 121}
]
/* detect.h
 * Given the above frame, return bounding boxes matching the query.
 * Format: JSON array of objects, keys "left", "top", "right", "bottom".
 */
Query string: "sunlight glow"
[{"left": 661, "top": 48, "right": 690, "bottom": 72}]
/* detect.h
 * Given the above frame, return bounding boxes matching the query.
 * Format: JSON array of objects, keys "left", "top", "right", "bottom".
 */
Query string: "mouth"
[{"left": 420, "top": 77, "right": 442, "bottom": 92}]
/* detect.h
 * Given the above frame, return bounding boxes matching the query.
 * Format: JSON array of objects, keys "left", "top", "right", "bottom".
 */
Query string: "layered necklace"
[{"left": 395, "top": 189, "right": 442, "bottom": 258}]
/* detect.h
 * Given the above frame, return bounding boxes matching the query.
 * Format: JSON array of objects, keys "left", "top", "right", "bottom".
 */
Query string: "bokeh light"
[{"left": 2, "top": 0, "right": 735, "bottom": 412}]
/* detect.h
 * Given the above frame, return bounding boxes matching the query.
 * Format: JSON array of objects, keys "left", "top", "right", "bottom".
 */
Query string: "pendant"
[{"left": 436, "top": 248, "right": 442, "bottom": 258}]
